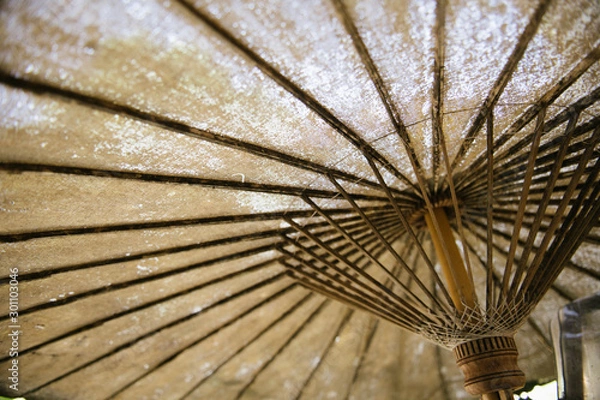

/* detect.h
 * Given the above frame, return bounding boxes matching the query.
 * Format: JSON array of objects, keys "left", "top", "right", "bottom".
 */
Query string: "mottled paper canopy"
[{"left": 1, "top": 0, "right": 599, "bottom": 399}]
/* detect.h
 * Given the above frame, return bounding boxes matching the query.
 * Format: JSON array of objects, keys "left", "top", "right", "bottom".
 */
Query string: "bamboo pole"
[
  {"left": 481, "top": 389, "right": 514, "bottom": 400},
  {"left": 424, "top": 207, "right": 476, "bottom": 311}
]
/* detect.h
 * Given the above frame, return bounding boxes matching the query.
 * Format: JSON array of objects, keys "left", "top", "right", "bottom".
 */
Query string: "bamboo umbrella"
[{"left": 0, "top": 0, "right": 599, "bottom": 399}]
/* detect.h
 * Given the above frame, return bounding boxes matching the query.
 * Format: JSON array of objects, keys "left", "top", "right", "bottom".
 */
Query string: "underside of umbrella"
[{"left": 1, "top": 0, "right": 599, "bottom": 399}]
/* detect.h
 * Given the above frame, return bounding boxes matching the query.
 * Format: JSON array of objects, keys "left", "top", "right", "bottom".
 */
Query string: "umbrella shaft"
[
  {"left": 424, "top": 207, "right": 475, "bottom": 311},
  {"left": 481, "top": 390, "right": 514, "bottom": 400}
]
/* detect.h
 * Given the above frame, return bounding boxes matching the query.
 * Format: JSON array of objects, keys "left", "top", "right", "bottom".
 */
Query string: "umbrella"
[{"left": 0, "top": 0, "right": 599, "bottom": 398}]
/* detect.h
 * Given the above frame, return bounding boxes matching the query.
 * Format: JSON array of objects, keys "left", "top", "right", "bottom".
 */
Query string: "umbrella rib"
[
  {"left": 457, "top": 97, "right": 600, "bottom": 193},
  {"left": 469, "top": 223, "right": 575, "bottom": 302},
  {"left": 4, "top": 211, "right": 397, "bottom": 303},
  {"left": 330, "top": 0, "right": 431, "bottom": 196},
  {"left": 395, "top": 238, "right": 419, "bottom": 293},
  {"left": 435, "top": 346, "right": 452, "bottom": 400},
  {"left": 281, "top": 217, "right": 430, "bottom": 324},
  {"left": 498, "top": 44, "right": 600, "bottom": 148},
  {"left": 282, "top": 218, "right": 400, "bottom": 269},
  {"left": 0, "top": 244, "right": 281, "bottom": 326},
  {"left": 584, "top": 234, "right": 600, "bottom": 246},
  {"left": 287, "top": 271, "right": 412, "bottom": 329},
  {"left": 327, "top": 174, "right": 453, "bottom": 317},
  {"left": 508, "top": 115, "right": 599, "bottom": 162},
  {"left": 284, "top": 210, "right": 400, "bottom": 259},
  {"left": 287, "top": 225, "right": 390, "bottom": 259},
  {"left": 176, "top": 0, "right": 417, "bottom": 190},
  {"left": 461, "top": 227, "right": 503, "bottom": 314},
  {"left": 342, "top": 257, "right": 407, "bottom": 391},
  {"left": 494, "top": 162, "right": 600, "bottom": 199},
  {"left": 175, "top": 290, "right": 321, "bottom": 400},
  {"left": 463, "top": 219, "right": 578, "bottom": 319},
  {"left": 461, "top": 150, "right": 600, "bottom": 202},
  {"left": 525, "top": 137, "right": 599, "bottom": 180},
  {"left": 507, "top": 111, "right": 580, "bottom": 298},
  {"left": 0, "top": 204, "right": 394, "bottom": 243},
  {"left": 0, "top": 72, "right": 399, "bottom": 198},
  {"left": 457, "top": 45, "right": 600, "bottom": 184},
  {"left": 490, "top": 187, "right": 597, "bottom": 209},
  {"left": 5, "top": 262, "right": 288, "bottom": 364},
  {"left": 292, "top": 309, "right": 355, "bottom": 400},
  {"left": 22, "top": 274, "right": 297, "bottom": 397},
  {"left": 303, "top": 195, "right": 415, "bottom": 263},
  {"left": 323, "top": 211, "right": 402, "bottom": 242},
  {"left": 479, "top": 149, "right": 597, "bottom": 193},
  {"left": 343, "top": 318, "right": 380, "bottom": 400},
  {"left": 0, "top": 228, "right": 283, "bottom": 289},
  {"left": 282, "top": 227, "right": 431, "bottom": 329},
  {"left": 485, "top": 112, "right": 495, "bottom": 309},
  {"left": 299, "top": 195, "right": 414, "bottom": 290},
  {"left": 522, "top": 145, "right": 600, "bottom": 300},
  {"left": 520, "top": 128, "right": 600, "bottom": 292},
  {"left": 465, "top": 212, "right": 598, "bottom": 304},
  {"left": 280, "top": 241, "right": 422, "bottom": 327},
  {"left": 458, "top": 105, "right": 600, "bottom": 193},
  {"left": 0, "top": 162, "right": 390, "bottom": 202},
  {"left": 432, "top": 0, "right": 447, "bottom": 190},
  {"left": 465, "top": 210, "right": 580, "bottom": 263},
  {"left": 464, "top": 166, "right": 600, "bottom": 207},
  {"left": 233, "top": 298, "right": 333, "bottom": 400},
  {"left": 450, "top": 0, "right": 552, "bottom": 170},
  {"left": 465, "top": 209, "right": 567, "bottom": 241},
  {"left": 360, "top": 156, "right": 457, "bottom": 315},
  {"left": 457, "top": 87, "right": 600, "bottom": 190},
  {"left": 302, "top": 195, "right": 403, "bottom": 244},
  {"left": 498, "top": 107, "right": 546, "bottom": 306},
  {"left": 532, "top": 196, "right": 600, "bottom": 300},
  {"left": 280, "top": 244, "right": 404, "bottom": 317}
]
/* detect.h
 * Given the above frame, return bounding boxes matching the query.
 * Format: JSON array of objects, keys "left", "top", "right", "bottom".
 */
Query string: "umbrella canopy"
[{"left": 1, "top": 0, "right": 599, "bottom": 399}]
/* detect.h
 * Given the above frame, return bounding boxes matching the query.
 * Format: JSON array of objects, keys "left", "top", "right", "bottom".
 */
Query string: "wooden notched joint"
[{"left": 453, "top": 336, "right": 525, "bottom": 396}]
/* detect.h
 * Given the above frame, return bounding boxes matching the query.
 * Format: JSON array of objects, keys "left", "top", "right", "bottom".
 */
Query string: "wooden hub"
[{"left": 453, "top": 336, "right": 526, "bottom": 396}]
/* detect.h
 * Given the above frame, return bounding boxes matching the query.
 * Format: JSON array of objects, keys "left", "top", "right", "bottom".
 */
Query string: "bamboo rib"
[
  {"left": 431, "top": 0, "right": 446, "bottom": 191},
  {"left": 279, "top": 236, "right": 415, "bottom": 320},
  {"left": 284, "top": 215, "right": 436, "bottom": 320},
  {"left": 486, "top": 113, "right": 495, "bottom": 310},
  {"left": 520, "top": 132, "right": 600, "bottom": 300},
  {"left": 498, "top": 107, "right": 547, "bottom": 306},
  {"left": 450, "top": 0, "right": 552, "bottom": 172},
  {"left": 360, "top": 157, "right": 456, "bottom": 315},
  {"left": 457, "top": 45, "right": 600, "bottom": 188},
  {"left": 178, "top": 0, "right": 417, "bottom": 190},
  {"left": 507, "top": 112, "right": 580, "bottom": 299}
]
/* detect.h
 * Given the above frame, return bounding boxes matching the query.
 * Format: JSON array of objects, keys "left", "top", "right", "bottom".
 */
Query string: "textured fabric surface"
[{"left": 1, "top": 1, "right": 599, "bottom": 399}]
